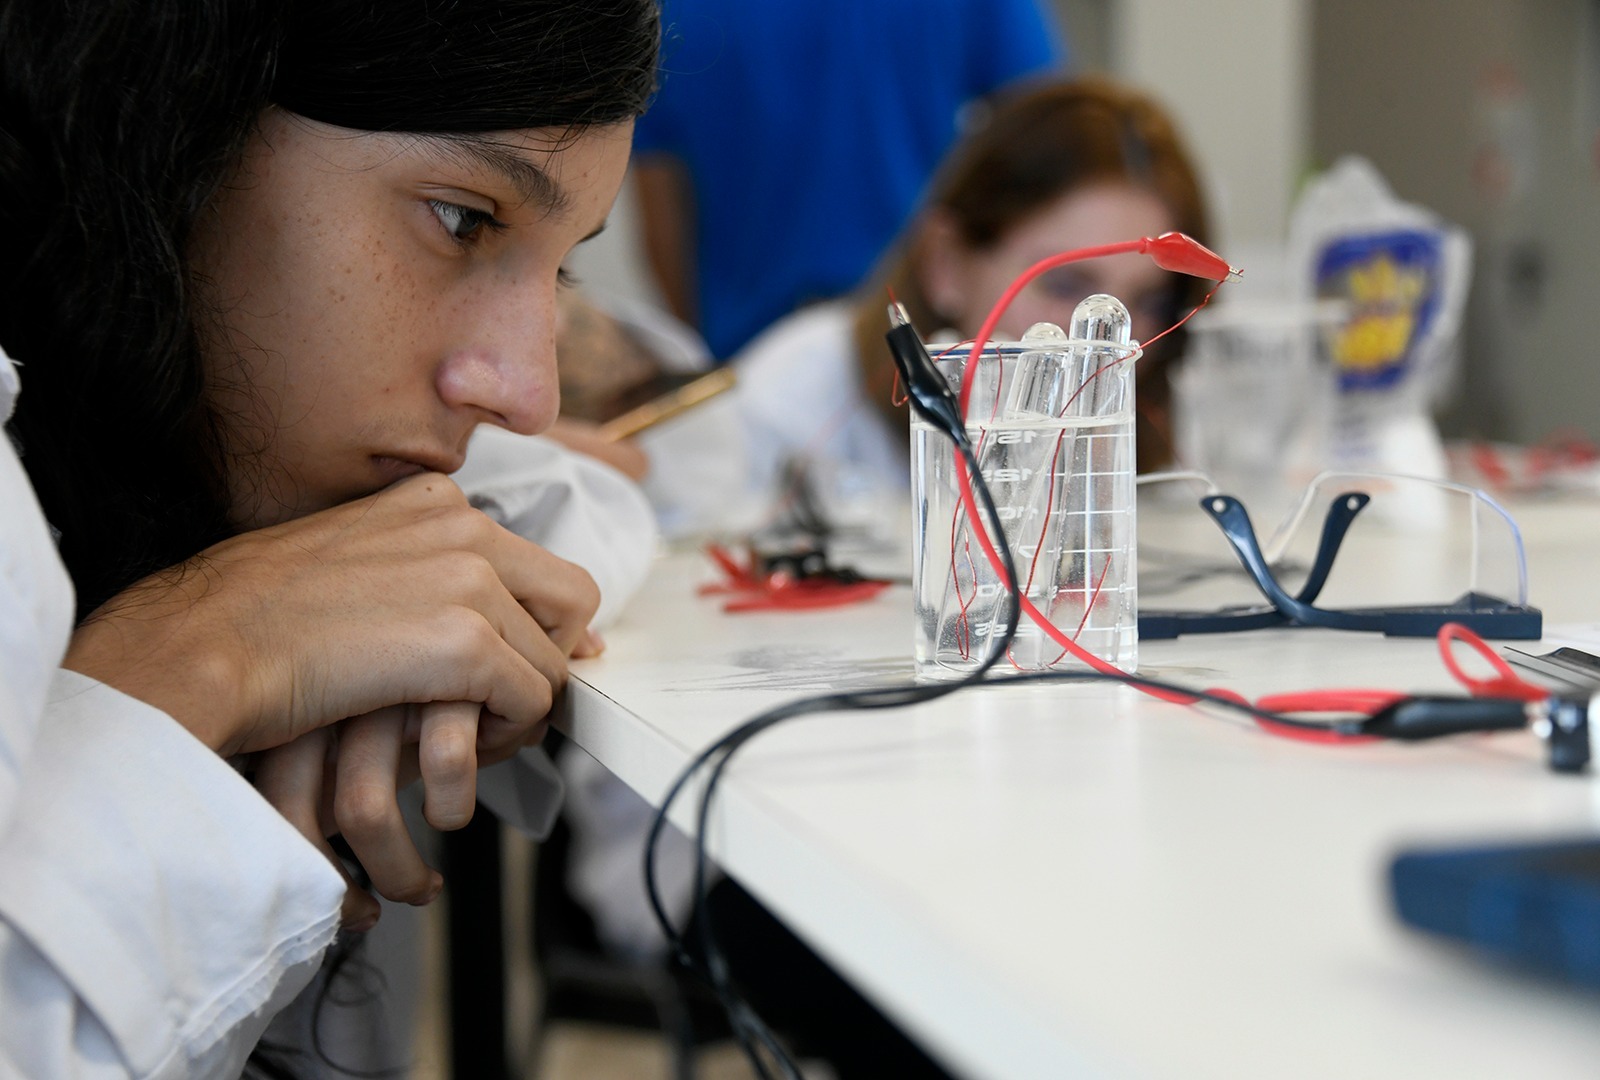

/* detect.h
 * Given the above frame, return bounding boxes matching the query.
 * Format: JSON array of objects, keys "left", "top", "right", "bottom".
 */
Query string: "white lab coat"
[
  {"left": 582, "top": 290, "right": 754, "bottom": 539},
  {"left": 0, "top": 351, "right": 661, "bottom": 1077},
  {"left": 0, "top": 349, "right": 348, "bottom": 1079},
  {"left": 732, "top": 299, "right": 909, "bottom": 517}
]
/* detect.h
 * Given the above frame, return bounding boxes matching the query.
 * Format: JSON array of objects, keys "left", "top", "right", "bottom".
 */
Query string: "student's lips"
[{"left": 371, "top": 452, "right": 464, "bottom": 483}]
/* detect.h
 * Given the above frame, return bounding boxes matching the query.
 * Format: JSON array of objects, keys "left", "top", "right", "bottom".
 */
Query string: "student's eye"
[
  {"left": 1036, "top": 267, "right": 1094, "bottom": 301},
  {"left": 428, "top": 199, "right": 506, "bottom": 244},
  {"left": 557, "top": 266, "right": 581, "bottom": 289}
]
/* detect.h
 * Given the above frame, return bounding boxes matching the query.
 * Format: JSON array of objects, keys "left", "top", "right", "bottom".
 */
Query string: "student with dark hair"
[{"left": 0, "top": 0, "right": 660, "bottom": 1074}]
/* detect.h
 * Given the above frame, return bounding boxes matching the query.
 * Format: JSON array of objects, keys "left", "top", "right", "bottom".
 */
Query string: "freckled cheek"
[{"left": 333, "top": 257, "right": 434, "bottom": 394}]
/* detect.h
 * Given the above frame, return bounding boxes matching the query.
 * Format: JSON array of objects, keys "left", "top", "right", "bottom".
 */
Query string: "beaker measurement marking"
[
  {"left": 939, "top": 544, "right": 1126, "bottom": 569},
  {"left": 981, "top": 467, "right": 1132, "bottom": 485},
  {"left": 963, "top": 578, "right": 1132, "bottom": 599},
  {"left": 1015, "top": 543, "right": 1126, "bottom": 559},
  {"left": 966, "top": 608, "right": 1134, "bottom": 638},
  {"left": 996, "top": 505, "right": 1130, "bottom": 521},
  {"left": 952, "top": 414, "right": 1132, "bottom": 434},
  {"left": 989, "top": 503, "right": 1131, "bottom": 525}
]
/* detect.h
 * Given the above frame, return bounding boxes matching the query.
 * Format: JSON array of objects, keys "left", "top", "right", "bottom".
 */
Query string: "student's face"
[
  {"left": 923, "top": 183, "right": 1181, "bottom": 345},
  {"left": 189, "top": 109, "right": 633, "bottom": 528}
]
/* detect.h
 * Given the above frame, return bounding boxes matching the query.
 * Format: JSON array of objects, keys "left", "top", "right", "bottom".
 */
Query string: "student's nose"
[{"left": 434, "top": 286, "right": 560, "bottom": 435}]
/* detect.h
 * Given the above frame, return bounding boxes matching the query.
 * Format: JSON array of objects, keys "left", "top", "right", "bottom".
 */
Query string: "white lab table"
[{"left": 555, "top": 493, "right": 1600, "bottom": 1079}]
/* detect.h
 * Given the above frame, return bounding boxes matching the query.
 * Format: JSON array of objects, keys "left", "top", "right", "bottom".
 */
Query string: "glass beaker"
[{"left": 910, "top": 318, "right": 1140, "bottom": 681}]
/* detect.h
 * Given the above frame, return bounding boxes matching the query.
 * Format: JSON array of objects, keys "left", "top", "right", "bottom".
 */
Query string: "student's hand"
[
  {"left": 64, "top": 472, "right": 601, "bottom": 759},
  {"left": 255, "top": 689, "right": 599, "bottom": 926},
  {"left": 253, "top": 704, "right": 477, "bottom": 927}
]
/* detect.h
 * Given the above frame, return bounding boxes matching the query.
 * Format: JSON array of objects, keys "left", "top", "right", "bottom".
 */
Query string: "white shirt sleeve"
[
  {"left": 0, "top": 675, "right": 346, "bottom": 1080},
  {"left": 0, "top": 353, "right": 74, "bottom": 839},
  {"left": 0, "top": 350, "right": 346, "bottom": 1079}
]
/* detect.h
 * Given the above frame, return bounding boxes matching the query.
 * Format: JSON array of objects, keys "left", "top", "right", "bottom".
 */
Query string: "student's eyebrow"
[{"left": 415, "top": 133, "right": 572, "bottom": 214}]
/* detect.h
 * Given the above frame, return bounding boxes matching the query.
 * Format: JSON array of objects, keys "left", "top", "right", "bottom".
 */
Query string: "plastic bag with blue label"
[{"left": 1288, "top": 157, "right": 1472, "bottom": 478}]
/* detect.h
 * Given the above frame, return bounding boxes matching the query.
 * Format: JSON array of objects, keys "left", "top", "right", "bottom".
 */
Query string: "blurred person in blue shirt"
[{"left": 633, "top": 0, "right": 1066, "bottom": 359}]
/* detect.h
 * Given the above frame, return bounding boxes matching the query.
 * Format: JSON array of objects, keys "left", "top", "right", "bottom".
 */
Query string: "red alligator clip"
[{"left": 700, "top": 543, "right": 892, "bottom": 613}]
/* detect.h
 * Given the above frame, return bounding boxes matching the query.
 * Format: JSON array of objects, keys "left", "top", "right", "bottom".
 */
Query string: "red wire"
[
  {"left": 930, "top": 240, "right": 1535, "bottom": 748},
  {"left": 1255, "top": 718, "right": 1382, "bottom": 745},
  {"left": 904, "top": 245, "right": 1550, "bottom": 746},
  {"left": 1257, "top": 689, "right": 1409, "bottom": 713},
  {"left": 1226, "top": 625, "right": 1548, "bottom": 746},
  {"left": 946, "top": 234, "right": 1231, "bottom": 704},
  {"left": 1139, "top": 280, "right": 1224, "bottom": 354},
  {"left": 1436, "top": 622, "right": 1547, "bottom": 701},
  {"left": 1074, "top": 552, "right": 1114, "bottom": 641}
]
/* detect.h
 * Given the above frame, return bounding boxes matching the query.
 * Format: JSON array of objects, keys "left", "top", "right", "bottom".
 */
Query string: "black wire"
[
  {"left": 639, "top": 424, "right": 1375, "bottom": 1078},
  {"left": 644, "top": 433, "right": 1018, "bottom": 1078}
]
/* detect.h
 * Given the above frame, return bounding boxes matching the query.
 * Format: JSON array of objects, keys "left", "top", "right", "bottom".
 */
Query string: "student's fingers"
[
  {"left": 333, "top": 708, "right": 442, "bottom": 906},
  {"left": 70, "top": 472, "right": 588, "bottom": 759},
  {"left": 471, "top": 581, "right": 574, "bottom": 697},
  {"left": 417, "top": 701, "right": 480, "bottom": 831},
  {"left": 318, "top": 475, "right": 592, "bottom": 661},
  {"left": 392, "top": 603, "right": 562, "bottom": 736},
  {"left": 397, "top": 544, "right": 571, "bottom": 698},
  {"left": 383, "top": 480, "right": 597, "bottom": 652},
  {"left": 571, "top": 628, "right": 606, "bottom": 659},
  {"left": 474, "top": 711, "right": 551, "bottom": 764},
  {"left": 254, "top": 729, "right": 381, "bottom": 932},
  {"left": 445, "top": 513, "right": 601, "bottom": 656}
]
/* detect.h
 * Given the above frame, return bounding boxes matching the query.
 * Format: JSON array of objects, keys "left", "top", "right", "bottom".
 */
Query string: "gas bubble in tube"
[{"left": 1019, "top": 321, "right": 1069, "bottom": 345}]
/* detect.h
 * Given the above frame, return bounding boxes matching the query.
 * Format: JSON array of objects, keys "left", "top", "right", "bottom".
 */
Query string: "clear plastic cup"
[{"left": 911, "top": 330, "right": 1139, "bottom": 681}]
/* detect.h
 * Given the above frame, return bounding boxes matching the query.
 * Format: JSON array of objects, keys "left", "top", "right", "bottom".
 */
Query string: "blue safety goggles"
[{"left": 1136, "top": 471, "right": 1542, "bottom": 640}]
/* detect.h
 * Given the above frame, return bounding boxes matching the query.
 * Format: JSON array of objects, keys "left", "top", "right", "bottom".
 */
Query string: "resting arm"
[
  {"left": 0, "top": 675, "right": 345, "bottom": 1080},
  {"left": 1, "top": 351, "right": 344, "bottom": 1077},
  {"left": 248, "top": 431, "right": 660, "bottom": 910}
]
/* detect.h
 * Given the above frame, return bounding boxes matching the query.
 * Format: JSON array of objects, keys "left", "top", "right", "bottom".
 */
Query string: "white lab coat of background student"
[
  {"left": 734, "top": 299, "right": 911, "bottom": 524},
  {"left": 0, "top": 346, "right": 661, "bottom": 1078}
]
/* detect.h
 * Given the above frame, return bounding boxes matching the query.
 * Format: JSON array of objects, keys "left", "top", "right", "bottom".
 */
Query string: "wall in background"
[{"left": 1107, "top": 0, "right": 1311, "bottom": 259}]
